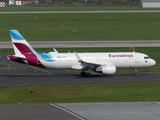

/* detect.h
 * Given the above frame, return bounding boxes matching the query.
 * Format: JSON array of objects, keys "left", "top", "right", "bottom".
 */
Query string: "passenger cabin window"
[{"left": 144, "top": 56, "right": 150, "bottom": 59}]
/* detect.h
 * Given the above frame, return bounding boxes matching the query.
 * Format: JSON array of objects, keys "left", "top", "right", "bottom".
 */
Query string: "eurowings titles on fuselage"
[{"left": 7, "top": 30, "right": 156, "bottom": 77}]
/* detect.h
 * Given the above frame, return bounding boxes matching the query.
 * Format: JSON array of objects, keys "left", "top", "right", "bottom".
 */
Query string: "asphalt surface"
[
  {"left": 59, "top": 102, "right": 160, "bottom": 120},
  {"left": 0, "top": 104, "right": 84, "bottom": 120},
  {"left": 1, "top": 102, "right": 160, "bottom": 120},
  {"left": 0, "top": 102, "right": 160, "bottom": 120},
  {"left": 0, "top": 40, "right": 160, "bottom": 49}
]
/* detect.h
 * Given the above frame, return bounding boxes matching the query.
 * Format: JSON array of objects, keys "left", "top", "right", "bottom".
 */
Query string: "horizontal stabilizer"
[{"left": 53, "top": 48, "right": 59, "bottom": 53}]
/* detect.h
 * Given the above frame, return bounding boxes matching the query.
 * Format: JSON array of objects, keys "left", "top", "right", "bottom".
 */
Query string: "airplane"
[{"left": 7, "top": 30, "right": 156, "bottom": 77}]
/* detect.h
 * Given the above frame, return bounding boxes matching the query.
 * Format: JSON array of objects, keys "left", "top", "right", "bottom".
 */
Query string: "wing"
[{"left": 72, "top": 52, "right": 111, "bottom": 70}]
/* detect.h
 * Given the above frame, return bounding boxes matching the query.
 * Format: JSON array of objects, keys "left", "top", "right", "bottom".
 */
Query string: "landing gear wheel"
[
  {"left": 81, "top": 71, "right": 86, "bottom": 77},
  {"left": 86, "top": 73, "right": 91, "bottom": 77},
  {"left": 134, "top": 72, "right": 138, "bottom": 76},
  {"left": 134, "top": 68, "right": 138, "bottom": 76}
]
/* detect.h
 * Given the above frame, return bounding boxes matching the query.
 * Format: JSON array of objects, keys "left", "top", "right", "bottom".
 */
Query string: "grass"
[
  {"left": 0, "top": 82, "right": 160, "bottom": 104},
  {"left": 0, "top": 13, "right": 160, "bottom": 41}
]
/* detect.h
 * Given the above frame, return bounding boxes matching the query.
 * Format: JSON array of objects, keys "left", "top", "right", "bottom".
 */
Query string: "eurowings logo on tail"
[
  {"left": 8, "top": 30, "right": 55, "bottom": 68},
  {"left": 10, "top": 30, "right": 25, "bottom": 40}
]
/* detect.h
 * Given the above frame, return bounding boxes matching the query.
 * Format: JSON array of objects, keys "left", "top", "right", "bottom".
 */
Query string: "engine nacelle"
[{"left": 102, "top": 65, "right": 116, "bottom": 75}]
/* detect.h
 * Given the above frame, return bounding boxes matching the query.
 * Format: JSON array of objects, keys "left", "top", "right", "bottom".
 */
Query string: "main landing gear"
[
  {"left": 81, "top": 71, "right": 91, "bottom": 77},
  {"left": 134, "top": 68, "right": 138, "bottom": 76}
]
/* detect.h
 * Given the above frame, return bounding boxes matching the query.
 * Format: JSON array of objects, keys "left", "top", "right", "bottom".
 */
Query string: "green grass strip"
[
  {"left": 1, "top": 13, "right": 160, "bottom": 41},
  {"left": 1, "top": 82, "right": 160, "bottom": 104}
]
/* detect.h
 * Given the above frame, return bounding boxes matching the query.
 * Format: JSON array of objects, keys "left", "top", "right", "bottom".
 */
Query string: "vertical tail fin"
[
  {"left": 9, "top": 30, "right": 37, "bottom": 57},
  {"left": 8, "top": 30, "right": 45, "bottom": 68}
]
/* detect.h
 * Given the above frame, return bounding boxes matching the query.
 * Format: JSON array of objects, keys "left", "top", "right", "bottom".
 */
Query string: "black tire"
[
  {"left": 134, "top": 72, "right": 138, "bottom": 76},
  {"left": 81, "top": 72, "right": 86, "bottom": 77},
  {"left": 86, "top": 73, "right": 91, "bottom": 77}
]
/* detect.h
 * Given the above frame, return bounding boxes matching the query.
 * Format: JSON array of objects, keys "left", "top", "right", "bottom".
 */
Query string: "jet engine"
[
  {"left": 102, "top": 65, "right": 116, "bottom": 74},
  {"left": 95, "top": 64, "right": 116, "bottom": 74}
]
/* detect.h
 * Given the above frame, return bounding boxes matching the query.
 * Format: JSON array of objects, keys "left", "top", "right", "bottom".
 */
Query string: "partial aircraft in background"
[{"left": 7, "top": 30, "right": 156, "bottom": 77}]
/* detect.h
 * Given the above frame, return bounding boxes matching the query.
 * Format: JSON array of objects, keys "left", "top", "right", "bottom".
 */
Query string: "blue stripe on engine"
[{"left": 10, "top": 30, "right": 24, "bottom": 40}]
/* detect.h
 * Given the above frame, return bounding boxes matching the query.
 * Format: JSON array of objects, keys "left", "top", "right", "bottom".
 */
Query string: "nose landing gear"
[{"left": 134, "top": 68, "right": 138, "bottom": 76}]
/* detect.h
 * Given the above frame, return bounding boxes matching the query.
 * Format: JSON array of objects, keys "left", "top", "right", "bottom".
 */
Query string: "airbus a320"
[{"left": 7, "top": 30, "right": 156, "bottom": 77}]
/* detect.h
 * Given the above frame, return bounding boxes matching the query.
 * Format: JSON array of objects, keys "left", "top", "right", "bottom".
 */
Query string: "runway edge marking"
[{"left": 49, "top": 103, "right": 86, "bottom": 120}]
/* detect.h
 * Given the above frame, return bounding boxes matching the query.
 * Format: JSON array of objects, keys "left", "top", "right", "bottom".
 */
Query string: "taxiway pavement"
[
  {"left": 0, "top": 40, "right": 160, "bottom": 49},
  {"left": 58, "top": 102, "right": 160, "bottom": 120},
  {"left": 0, "top": 55, "right": 160, "bottom": 88},
  {"left": 0, "top": 104, "right": 84, "bottom": 120},
  {"left": 1, "top": 102, "right": 160, "bottom": 120}
]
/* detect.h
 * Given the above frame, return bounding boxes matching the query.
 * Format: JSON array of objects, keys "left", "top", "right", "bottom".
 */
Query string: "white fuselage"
[{"left": 39, "top": 52, "right": 156, "bottom": 70}]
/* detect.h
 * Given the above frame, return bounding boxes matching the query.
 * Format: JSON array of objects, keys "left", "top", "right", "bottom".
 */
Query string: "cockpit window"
[{"left": 144, "top": 56, "right": 150, "bottom": 59}]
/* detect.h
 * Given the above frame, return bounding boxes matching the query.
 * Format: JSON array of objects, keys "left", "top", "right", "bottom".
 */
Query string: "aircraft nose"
[{"left": 152, "top": 59, "right": 156, "bottom": 65}]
